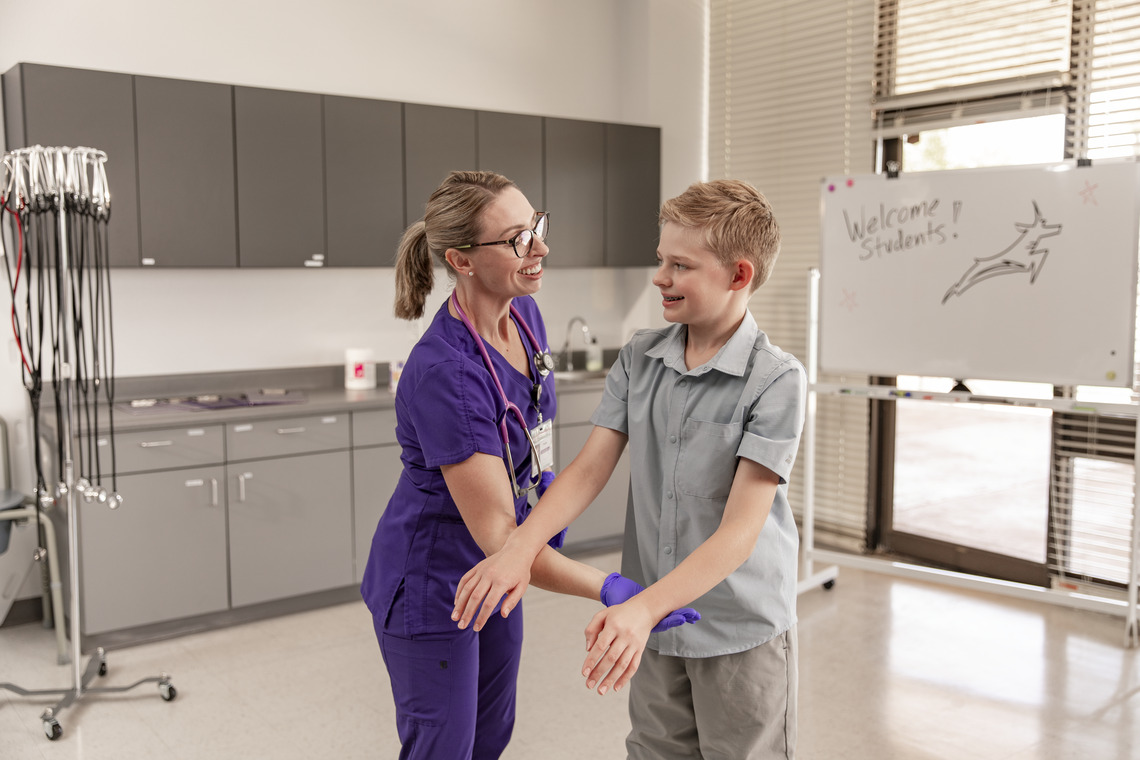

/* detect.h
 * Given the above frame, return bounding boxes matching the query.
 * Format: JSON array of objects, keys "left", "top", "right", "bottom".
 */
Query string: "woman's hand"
[
  {"left": 581, "top": 600, "right": 656, "bottom": 696},
  {"left": 452, "top": 542, "right": 537, "bottom": 631}
]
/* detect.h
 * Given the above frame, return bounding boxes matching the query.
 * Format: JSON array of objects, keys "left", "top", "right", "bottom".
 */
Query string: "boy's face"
[{"left": 653, "top": 222, "right": 739, "bottom": 328}]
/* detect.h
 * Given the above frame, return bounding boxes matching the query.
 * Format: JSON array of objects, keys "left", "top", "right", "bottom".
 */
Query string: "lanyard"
[{"left": 450, "top": 291, "right": 552, "bottom": 498}]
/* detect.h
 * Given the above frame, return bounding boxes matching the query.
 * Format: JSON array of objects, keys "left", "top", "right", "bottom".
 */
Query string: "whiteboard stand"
[
  {"left": 797, "top": 268, "right": 839, "bottom": 595},
  {"left": 799, "top": 267, "right": 1140, "bottom": 648}
]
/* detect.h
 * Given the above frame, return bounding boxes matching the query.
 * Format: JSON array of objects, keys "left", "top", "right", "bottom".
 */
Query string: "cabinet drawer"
[
  {"left": 227, "top": 413, "right": 349, "bottom": 460},
  {"left": 557, "top": 389, "right": 602, "bottom": 425},
  {"left": 353, "top": 409, "right": 397, "bottom": 447},
  {"left": 102, "top": 425, "right": 225, "bottom": 474}
]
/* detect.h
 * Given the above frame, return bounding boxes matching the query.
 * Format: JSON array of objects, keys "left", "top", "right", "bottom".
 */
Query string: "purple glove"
[
  {"left": 533, "top": 470, "right": 567, "bottom": 549},
  {"left": 536, "top": 470, "right": 556, "bottom": 498},
  {"left": 600, "top": 572, "right": 701, "bottom": 633}
]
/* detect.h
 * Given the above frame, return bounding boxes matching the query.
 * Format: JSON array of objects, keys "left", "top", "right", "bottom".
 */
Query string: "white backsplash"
[{"left": 105, "top": 266, "right": 663, "bottom": 377}]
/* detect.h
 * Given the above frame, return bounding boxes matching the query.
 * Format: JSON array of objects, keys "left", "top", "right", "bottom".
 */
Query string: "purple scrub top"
[{"left": 360, "top": 295, "right": 556, "bottom": 634}]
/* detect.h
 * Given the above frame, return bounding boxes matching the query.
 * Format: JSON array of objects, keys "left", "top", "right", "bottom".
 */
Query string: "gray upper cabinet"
[
  {"left": 404, "top": 104, "right": 476, "bottom": 226},
  {"left": 2, "top": 64, "right": 140, "bottom": 267},
  {"left": 135, "top": 76, "right": 238, "bottom": 267},
  {"left": 477, "top": 111, "right": 544, "bottom": 212},
  {"left": 605, "top": 123, "right": 661, "bottom": 267},
  {"left": 234, "top": 86, "right": 325, "bottom": 267},
  {"left": 324, "top": 95, "right": 405, "bottom": 267},
  {"left": 544, "top": 117, "right": 605, "bottom": 267},
  {"left": 4, "top": 63, "right": 660, "bottom": 271}
]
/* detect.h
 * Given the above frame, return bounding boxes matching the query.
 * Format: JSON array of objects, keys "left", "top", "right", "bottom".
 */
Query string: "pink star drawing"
[
  {"left": 840, "top": 288, "right": 858, "bottom": 312},
  {"left": 1079, "top": 180, "right": 1099, "bottom": 205}
]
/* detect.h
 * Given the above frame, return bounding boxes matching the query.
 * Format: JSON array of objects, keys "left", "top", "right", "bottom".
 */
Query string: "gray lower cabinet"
[
  {"left": 545, "top": 117, "right": 606, "bottom": 267},
  {"left": 81, "top": 466, "right": 229, "bottom": 634},
  {"left": 80, "top": 425, "right": 229, "bottom": 635},
  {"left": 226, "top": 414, "right": 354, "bottom": 607},
  {"left": 351, "top": 409, "right": 400, "bottom": 583},
  {"left": 227, "top": 450, "right": 353, "bottom": 607},
  {"left": 555, "top": 386, "right": 629, "bottom": 547},
  {"left": 352, "top": 447, "right": 401, "bottom": 583}
]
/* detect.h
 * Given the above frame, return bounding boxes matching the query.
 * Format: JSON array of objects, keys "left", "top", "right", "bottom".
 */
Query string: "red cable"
[{"left": 1, "top": 196, "right": 32, "bottom": 375}]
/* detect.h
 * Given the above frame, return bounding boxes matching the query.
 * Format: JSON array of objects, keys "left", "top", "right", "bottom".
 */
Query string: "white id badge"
[{"left": 530, "top": 419, "right": 554, "bottom": 477}]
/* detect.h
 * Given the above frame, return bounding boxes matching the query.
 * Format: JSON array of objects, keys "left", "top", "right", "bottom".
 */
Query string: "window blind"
[
  {"left": 709, "top": 0, "right": 877, "bottom": 551},
  {"left": 874, "top": 0, "right": 1073, "bottom": 136},
  {"left": 877, "top": 0, "right": 1072, "bottom": 101},
  {"left": 1081, "top": 0, "right": 1140, "bottom": 160}
]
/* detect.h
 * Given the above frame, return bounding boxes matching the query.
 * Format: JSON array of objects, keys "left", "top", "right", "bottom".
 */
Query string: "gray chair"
[{"left": 0, "top": 416, "right": 67, "bottom": 663}]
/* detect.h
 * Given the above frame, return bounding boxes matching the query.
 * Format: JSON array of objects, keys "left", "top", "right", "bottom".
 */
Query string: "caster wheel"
[
  {"left": 98, "top": 661, "right": 108, "bottom": 677},
  {"left": 44, "top": 718, "right": 62, "bottom": 741},
  {"left": 823, "top": 580, "right": 836, "bottom": 590},
  {"left": 160, "top": 682, "right": 177, "bottom": 701}
]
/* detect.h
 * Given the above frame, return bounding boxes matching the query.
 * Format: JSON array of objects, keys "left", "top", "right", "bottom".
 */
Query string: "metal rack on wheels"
[{"left": 0, "top": 145, "right": 176, "bottom": 741}]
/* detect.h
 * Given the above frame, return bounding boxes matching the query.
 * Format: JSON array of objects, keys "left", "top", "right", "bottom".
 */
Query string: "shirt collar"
[{"left": 645, "top": 310, "right": 759, "bottom": 377}]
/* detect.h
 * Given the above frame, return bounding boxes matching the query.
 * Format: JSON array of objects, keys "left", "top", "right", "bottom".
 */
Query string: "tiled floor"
[{"left": 1, "top": 549, "right": 1137, "bottom": 759}]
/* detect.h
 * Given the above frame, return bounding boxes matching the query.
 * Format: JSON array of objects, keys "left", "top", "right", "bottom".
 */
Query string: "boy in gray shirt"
[{"left": 454, "top": 179, "right": 806, "bottom": 759}]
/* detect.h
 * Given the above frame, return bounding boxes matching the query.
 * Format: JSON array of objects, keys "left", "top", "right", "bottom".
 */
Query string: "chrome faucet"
[{"left": 558, "top": 316, "right": 593, "bottom": 371}]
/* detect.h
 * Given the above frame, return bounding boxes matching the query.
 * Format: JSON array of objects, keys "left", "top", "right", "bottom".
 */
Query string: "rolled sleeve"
[{"left": 737, "top": 360, "right": 807, "bottom": 484}]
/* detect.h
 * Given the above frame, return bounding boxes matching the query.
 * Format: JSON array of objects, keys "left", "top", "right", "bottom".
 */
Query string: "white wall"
[{"left": 0, "top": 0, "right": 707, "bottom": 494}]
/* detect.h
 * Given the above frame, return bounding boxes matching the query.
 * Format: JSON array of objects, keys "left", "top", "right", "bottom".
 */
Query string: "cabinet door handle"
[
  {"left": 238, "top": 472, "right": 253, "bottom": 502},
  {"left": 210, "top": 477, "right": 219, "bottom": 507},
  {"left": 276, "top": 427, "right": 306, "bottom": 435},
  {"left": 140, "top": 440, "right": 173, "bottom": 448}
]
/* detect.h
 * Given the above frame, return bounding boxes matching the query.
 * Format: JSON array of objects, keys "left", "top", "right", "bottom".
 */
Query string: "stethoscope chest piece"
[{"left": 535, "top": 350, "right": 554, "bottom": 378}]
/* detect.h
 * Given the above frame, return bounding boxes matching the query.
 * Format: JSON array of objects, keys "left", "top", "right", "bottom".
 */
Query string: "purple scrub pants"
[{"left": 376, "top": 590, "right": 524, "bottom": 759}]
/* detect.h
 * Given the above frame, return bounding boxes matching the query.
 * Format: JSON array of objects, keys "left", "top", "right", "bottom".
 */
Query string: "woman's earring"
[{"left": 468, "top": 271, "right": 474, "bottom": 277}]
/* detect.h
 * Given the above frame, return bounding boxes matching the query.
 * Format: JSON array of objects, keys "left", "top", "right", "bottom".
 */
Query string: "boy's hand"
[
  {"left": 582, "top": 601, "right": 656, "bottom": 695},
  {"left": 452, "top": 546, "right": 534, "bottom": 631},
  {"left": 600, "top": 572, "right": 702, "bottom": 633}
]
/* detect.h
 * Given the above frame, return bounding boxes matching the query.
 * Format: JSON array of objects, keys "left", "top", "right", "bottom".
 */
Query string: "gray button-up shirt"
[{"left": 591, "top": 310, "right": 806, "bottom": 657}]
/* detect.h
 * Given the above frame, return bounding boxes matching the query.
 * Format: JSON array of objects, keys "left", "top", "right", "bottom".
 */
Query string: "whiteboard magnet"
[{"left": 1107, "top": 370, "right": 1117, "bottom": 381}]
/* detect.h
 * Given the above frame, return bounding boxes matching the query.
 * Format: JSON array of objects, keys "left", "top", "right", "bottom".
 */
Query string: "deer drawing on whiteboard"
[{"left": 941, "top": 201, "right": 1062, "bottom": 304}]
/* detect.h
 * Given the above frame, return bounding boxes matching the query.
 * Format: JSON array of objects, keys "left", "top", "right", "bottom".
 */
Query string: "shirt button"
[
  {"left": 679, "top": 380, "right": 687, "bottom": 387},
  {"left": 666, "top": 491, "right": 674, "bottom": 500},
  {"left": 669, "top": 435, "right": 677, "bottom": 443},
  {"left": 664, "top": 546, "right": 673, "bottom": 555}
]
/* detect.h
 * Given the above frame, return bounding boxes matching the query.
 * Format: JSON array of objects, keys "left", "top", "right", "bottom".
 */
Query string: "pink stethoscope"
[{"left": 450, "top": 290, "right": 554, "bottom": 498}]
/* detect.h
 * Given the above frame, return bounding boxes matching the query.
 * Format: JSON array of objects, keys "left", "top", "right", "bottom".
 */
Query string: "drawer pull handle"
[
  {"left": 276, "top": 427, "right": 306, "bottom": 435},
  {"left": 140, "top": 440, "right": 173, "bottom": 448},
  {"left": 185, "top": 478, "right": 219, "bottom": 506},
  {"left": 238, "top": 472, "right": 253, "bottom": 502}
]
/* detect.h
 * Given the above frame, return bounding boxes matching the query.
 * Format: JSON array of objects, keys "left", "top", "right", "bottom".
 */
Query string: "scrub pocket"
[
  {"left": 677, "top": 418, "right": 743, "bottom": 499},
  {"left": 380, "top": 633, "right": 454, "bottom": 727},
  {"left": 419, "top": 518, "right": 483, "bottom": 628}
]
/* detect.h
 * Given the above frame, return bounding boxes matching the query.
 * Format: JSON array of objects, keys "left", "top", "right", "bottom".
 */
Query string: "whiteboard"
[{"left": 819, "top": 161, "right": 1140, "bottom": 387}]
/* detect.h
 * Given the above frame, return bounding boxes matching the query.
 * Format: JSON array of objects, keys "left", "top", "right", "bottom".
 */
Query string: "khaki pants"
[{"left": 626, "top": 627, "right": 798, "bottom": 760}]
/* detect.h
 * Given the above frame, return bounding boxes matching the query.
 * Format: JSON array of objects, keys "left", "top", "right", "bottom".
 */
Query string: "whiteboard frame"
[{"left": 818, "top": 160, "right": 1140, "bottom": 387}]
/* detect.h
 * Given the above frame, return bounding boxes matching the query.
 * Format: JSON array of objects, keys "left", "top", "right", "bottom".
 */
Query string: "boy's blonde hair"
[{"left": 659, "top": 179, "right": 781, "bottom": 292}]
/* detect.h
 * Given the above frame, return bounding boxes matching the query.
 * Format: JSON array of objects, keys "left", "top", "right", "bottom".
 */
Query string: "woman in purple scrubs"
[{"left": 360, "top": 171, "right": 610, "bottom": 759}]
